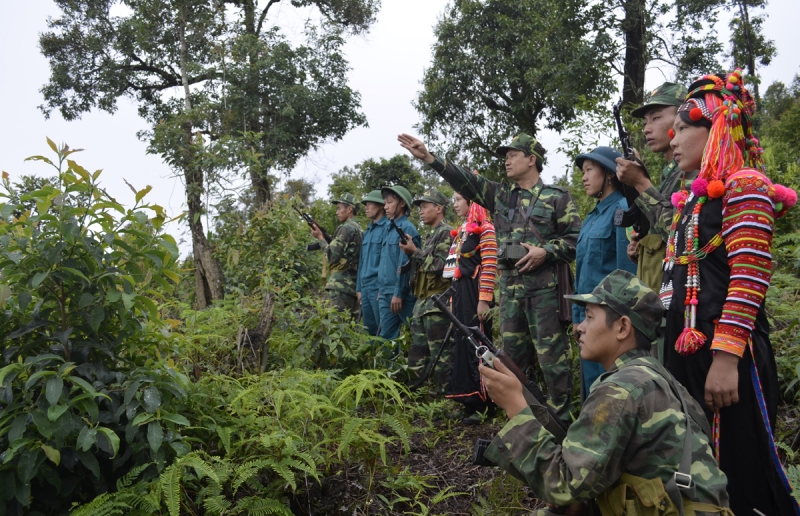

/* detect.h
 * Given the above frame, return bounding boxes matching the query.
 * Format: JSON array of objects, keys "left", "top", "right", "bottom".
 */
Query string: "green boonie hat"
[
  {"left": 564, "top": 270, "right": 665, "bottom": 341},
  {"left": 413, "top": 188, "right": 449, "bottom": 207},
  {"left": 330, "top": 192, "right": 358, "bottom": 207},
  {"left": 361, "top": 190, "right": 385, "bottom": 205},
  {"left": 495, "top": 133, "right": 544, "bottom": 161},
  {"left": 631, "top": 82, "right": 689, "bottom": 118},
  {"left": 380, "top": 185, "right": 413, "bottom": 209}
]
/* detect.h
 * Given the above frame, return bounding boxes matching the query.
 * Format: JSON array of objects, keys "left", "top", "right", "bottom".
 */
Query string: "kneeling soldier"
[
  {"left": 399, "top": 189, "right": 453, "bottom": 391},
  {"left": 479, "top": 270, "right": 731, "bottom": 515},
  {"left": 311, "top": 193, "right": 363, "bottom": 317}
]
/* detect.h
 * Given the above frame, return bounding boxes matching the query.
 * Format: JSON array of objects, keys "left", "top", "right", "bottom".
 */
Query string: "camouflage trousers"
[
  {"left": 328, "top": 289, "right": 358, "bottom": 318},
  {"left": 499, "top": 288, "right": 572, "bottom": 421},
  {"left": 408, "top": 310, "right": 451, "bottom": 393}
]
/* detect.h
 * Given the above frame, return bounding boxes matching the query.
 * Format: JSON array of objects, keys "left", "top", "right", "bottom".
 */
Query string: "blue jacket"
[
  {"left": 378, "top": 214, "right": 421, "bottom": 299},
  {"left": 356, "top": 215, "right": 388, "bottom": 292},
  {"left": 572, "top": 190, "right": 638, "bottom": 323}
]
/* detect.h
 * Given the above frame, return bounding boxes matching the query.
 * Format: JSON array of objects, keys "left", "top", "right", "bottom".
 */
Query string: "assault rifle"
[
  {"left": 293, "top": 204, "right": 332, "bottom": 251},
  {"left": 431, "top": 288, "right": 568, "bottom": 451},
  {"left": 390, "top": 216, "right": 413, "bottom": 274},
  {"left": 612, "top": 99, "right": 650, "bottom": 237}
]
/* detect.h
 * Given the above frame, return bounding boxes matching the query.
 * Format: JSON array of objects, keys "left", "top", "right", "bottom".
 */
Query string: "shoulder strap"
[{"left": 628, "top": 359, "right": 700, "bottom": 516}]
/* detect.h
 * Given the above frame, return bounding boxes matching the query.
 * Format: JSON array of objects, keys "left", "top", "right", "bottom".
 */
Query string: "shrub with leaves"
[{"left": 0, "top": 141, "right": 185, "bottom": 513}]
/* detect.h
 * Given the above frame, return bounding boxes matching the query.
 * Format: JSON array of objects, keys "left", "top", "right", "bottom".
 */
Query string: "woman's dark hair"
[
  {"left": 598, "top": 161, "right": 625, "bottom": 194},
  {"left": 601, "top": 305, "right": 652, "bottom": 352}
]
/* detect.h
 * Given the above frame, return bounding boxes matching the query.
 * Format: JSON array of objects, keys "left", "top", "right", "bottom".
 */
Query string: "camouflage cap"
[
  {"left": 495, "top": 133, "right": 544, "bottom": 161},
  {"left": 361, "top": 190, "right": 385, "bottom": 205},
  {"left": 413, "top": 188, "right": 449, "bottom": 207},
  {"left": 564, "top": 270, "right": 665, "bottom": 341},
  {"left": 381, "top": 185, "right": 413, "bottom": 209},
  {"left": 631, "top": 82, "right": 689, "bottom": 118},
  {"left": 330, "top": 192, "right": 358, "bottom": 207}
]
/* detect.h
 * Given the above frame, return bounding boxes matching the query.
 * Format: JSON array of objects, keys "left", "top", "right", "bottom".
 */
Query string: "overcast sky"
[{"left": 1, "top": 0, "right": 798, "bottom": 251}]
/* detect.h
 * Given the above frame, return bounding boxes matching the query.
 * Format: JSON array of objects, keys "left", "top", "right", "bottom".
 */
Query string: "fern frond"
[
  {"left": 233, "top": 496, "right": 293, "bottom": 516},
  {"left": 202, "top": 494, "right": 232, "bottom": 515},
  {"left": 160, "top": 462, "right": 182, "bottom": 516},
  {"left": 116, "top": 462, "right": 154, "bottom": 491},
  {"left": 381, "top": 413, "right": 411, "bottom": 454}
]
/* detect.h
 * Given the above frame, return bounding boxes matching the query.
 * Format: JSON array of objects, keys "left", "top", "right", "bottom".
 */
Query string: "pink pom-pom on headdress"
[
  {"left": 691, "top": 178, "right": 709, "bottom": 197},
  {"left": 785, "top": 188, "right": 798, "bottom": 209},
  {"left": 774, "top": 184, "right": 790, "bottom": 203}
]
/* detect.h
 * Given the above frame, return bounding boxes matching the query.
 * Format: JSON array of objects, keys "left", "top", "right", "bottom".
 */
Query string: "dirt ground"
[{"left": 292, "top": 413, "right": 544, "bottom": 516}]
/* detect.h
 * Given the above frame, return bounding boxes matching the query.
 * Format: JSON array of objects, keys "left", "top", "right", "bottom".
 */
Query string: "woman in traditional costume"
[
  {"left": 444, "top": 191, "right": 497, "bottom": 424},
  {"left": 662, "top": 69, "right": 799, "bottom": 515}
]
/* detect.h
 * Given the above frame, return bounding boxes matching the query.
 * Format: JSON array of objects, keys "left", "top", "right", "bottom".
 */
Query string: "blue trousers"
[
  {"left": 360, "top": 287, "right": 380, "bottom": 336},
  {"left": 377, "top": 292, "right": 415, "bottom": 341}
]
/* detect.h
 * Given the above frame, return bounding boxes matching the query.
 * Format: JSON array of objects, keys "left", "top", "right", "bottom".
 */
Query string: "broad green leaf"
[
  {"left": 147, "top": 421, "right": 163, "bottom": 453},
  {"left": 17, "top": 449, "right": 43, "bottom": 483},
  {"left": 30, "top": 410, "right": 52, "bottom": 439},
  {"left": 96, "top": 427, "right": 120, "bottom": 457},
  {"left": 41, "top": 444, "right": 60, "bottom": 466},
  {"left": 47, "top": 404, "right": 69, "bottom": 422},
  {"left": 31, "top": 271, "right": 48, "bottom": 288},
  {"left": 131, "top": 412, "right": 155, "bottom": 427},
  {"left": 90, "top": 306, "right": 105, "bottom": 332},
  {"left": 46, "top": 137, "right": 58, "bottom": 153},
  {"left": 76, "top": 426, "right": 97, "bottom": 451},
  {"left": 160, "top": 412, "right": 190, "bottom": 426},
  {"left": 142, "top": 386, "right": 161, "bottom": 414},
  {"left": 135, "top": 185, "right": 153, "bottom": 202},
  {"left": 45, "top": 377, "right": 63, "bottom": 405},
  {"left": 78, "top": 450, "right": 100, "bottom": 478}
]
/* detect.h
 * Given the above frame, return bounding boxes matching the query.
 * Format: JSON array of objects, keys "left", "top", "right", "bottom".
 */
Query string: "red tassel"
[
  {"left": 454, "top": 268, "right": 462, "bottom": 279},
  {"left": 674, "top": 327, "right": 706, "bottom": 356}
]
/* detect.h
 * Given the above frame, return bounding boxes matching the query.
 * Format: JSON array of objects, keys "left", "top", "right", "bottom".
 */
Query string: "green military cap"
[
  {"left": 361, "top": 190, "right": 385, "bottom": 205},
  {"left": 380, "top": 184, "right": 413, "bottom": 208},
  {"left": 495, "top": 133, "right": 544, "bottom": 161},
  {"left": 413, "top": 188, "right": 449, "bottom": 207},
  {"left": 564, "top": 270, "right": 665, "bottom": 341},
  {"left": 330, "top": 192, "right": 359, "bottom": 207},
  {"left": 631, "top": 82, "right": 689, "bottom": 118}
]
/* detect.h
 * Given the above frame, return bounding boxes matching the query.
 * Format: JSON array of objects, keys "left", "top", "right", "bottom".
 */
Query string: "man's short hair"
[{"left": 601, "top": 305, "right": 652, "bottom": 352}]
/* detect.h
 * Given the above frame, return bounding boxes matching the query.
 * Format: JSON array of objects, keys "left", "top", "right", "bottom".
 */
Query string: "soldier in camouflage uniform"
[
  {"left": 310, "top": 193, "right": 363, "bottom": 316},
  {"left": 399, "top": 133, "right": 580, "bottom": 421},
  {"left": 615, "top": 82, "right": 690, "bottom": 364},
  {"left": 398, "top": 189, "right": 453, "bottom": 391},
  {"left": 479, "top": 270, "right": 732, "bottom": 515}
]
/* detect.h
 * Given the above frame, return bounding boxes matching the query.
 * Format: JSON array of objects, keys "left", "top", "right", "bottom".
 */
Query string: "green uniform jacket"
[
  {"left": 484, "top": 348, "right": 730, "bottom": 509},
  {"left": 635, "top": 161, "right": 698, "bottom": 242},
  {"left": 322, "top": 218, "right": 362, "bottom": 296},
  {"left": 429, "top": 156, "right": 580, "bottom": 298},
  {"left": 411, "top": 220, "right": 453, "bottom": 317}
]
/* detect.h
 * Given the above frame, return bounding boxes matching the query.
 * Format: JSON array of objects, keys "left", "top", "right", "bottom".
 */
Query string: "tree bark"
[
  {"left": 736, "top": 0, "right": 759, "bottom": 103},
  {"left": 621, "top": 0, "right": 647, "bottom": 108},
  {"left": 256, "top": 292, "right": 276, "bottom": 373},
  {"left": 179, "top": 4, "right": 225, "bottom": 308}
]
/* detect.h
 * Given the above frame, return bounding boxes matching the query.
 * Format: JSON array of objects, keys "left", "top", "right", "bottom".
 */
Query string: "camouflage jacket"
[
  {"left": 429, "top": 156, "right": 580, "bottom": 297},
  {"left": 483, "top": 348, "right": 730, "bottom": 508},
  {"left": 635, "top": 161, "right": 698, "bottom": 242},
  {"left": 322, "top": 218, "right": 362, "bottom": 295},
  {"left": 411, "top": 220, "right": 453, "bottom": 317}
]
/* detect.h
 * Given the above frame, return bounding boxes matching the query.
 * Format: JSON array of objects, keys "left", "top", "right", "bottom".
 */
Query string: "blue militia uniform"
[
  {"left": 377, "top": 214, "right": 420, "bottom": 341},
  {"left": 572, "top": 190, "right": 637, "bottom": 394},
  {"left": 356, "top": 216, "right": 388, "bottom": 336}
]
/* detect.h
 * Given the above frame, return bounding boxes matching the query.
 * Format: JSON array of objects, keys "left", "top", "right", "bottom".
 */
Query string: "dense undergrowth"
[{"left": 1, "top": 142, "right": 799, "bottom": 515}]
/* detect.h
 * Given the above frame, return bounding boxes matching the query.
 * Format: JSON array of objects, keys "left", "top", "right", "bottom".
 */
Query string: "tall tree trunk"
[
  {"left": 179, "top": 4, "right": 225, "bottom": 308},
  {"left": 244, "top": 0, "right": 272, "bottom": 209},
  {"left": 736, "top": 0, "right": 759, "bottom": 103},
  {"left": 621, "top": 0, "right": 647, "bottom": 108}
]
